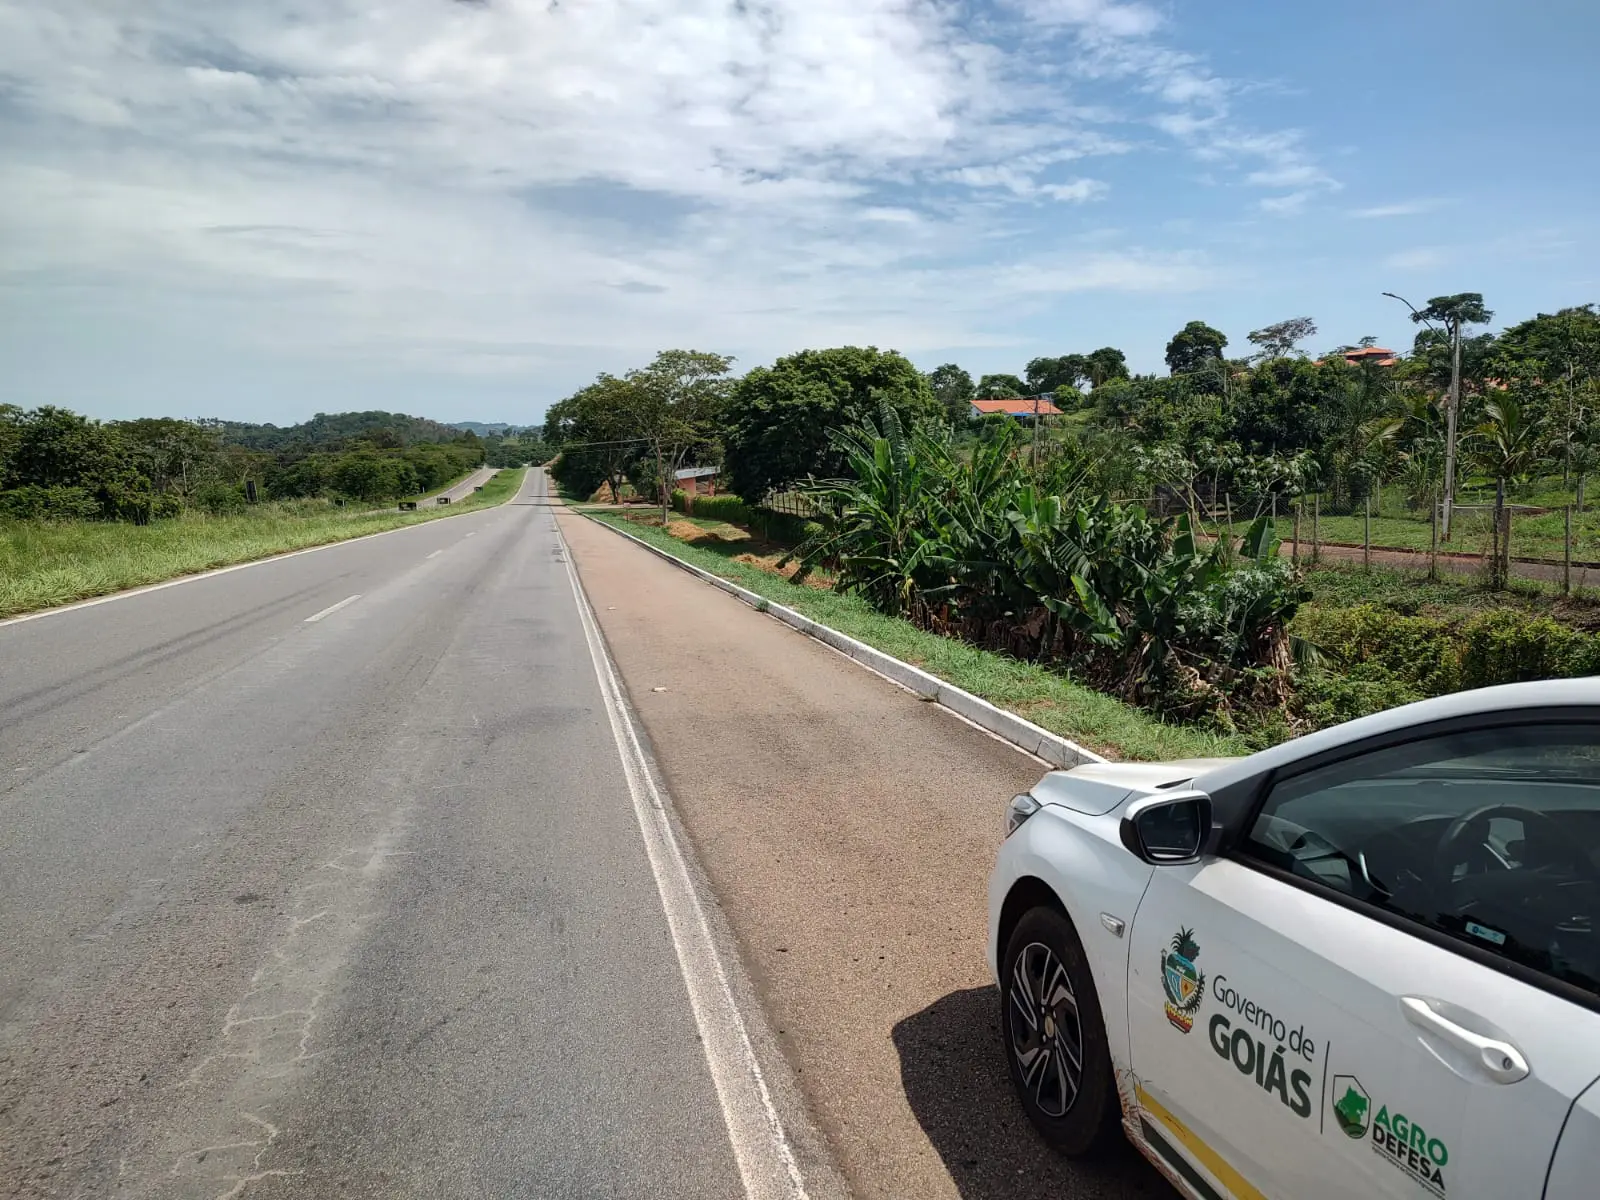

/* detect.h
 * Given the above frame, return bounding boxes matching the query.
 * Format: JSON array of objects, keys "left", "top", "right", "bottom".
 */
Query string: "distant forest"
[{"left": 0, "top": 407, "right": 551, "bottom": 521}]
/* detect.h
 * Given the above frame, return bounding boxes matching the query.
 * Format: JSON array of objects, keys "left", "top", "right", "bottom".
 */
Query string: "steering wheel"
[{"left": 1435, "top": 804, "right": 1585, "bottom": 880}]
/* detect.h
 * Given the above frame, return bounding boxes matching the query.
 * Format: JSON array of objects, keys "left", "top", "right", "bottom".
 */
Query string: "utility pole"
[
  {"left": 1030, "top": 393, "right": 1041, "bottom": 471},
  {"left": 1443, "top": 313, "right": 1462, "bottom": 540}
]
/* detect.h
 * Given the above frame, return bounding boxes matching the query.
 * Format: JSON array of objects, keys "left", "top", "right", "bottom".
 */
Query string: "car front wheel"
[{"left": 1000, "top": 905, "right": 1121, "bottom": 1157}]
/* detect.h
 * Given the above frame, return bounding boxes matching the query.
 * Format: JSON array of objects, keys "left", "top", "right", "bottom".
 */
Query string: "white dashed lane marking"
[{"left": 303, "top": 595, "right": 363, "bottom": 623}]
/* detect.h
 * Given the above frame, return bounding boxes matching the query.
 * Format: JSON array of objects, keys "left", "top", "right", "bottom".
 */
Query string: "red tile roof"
[
  {"left": 971, "top": 396, "right": 1063, "bottom": 416},
  {"left": 1344, "top": 346, "right": 1398, "bottom": 366}
]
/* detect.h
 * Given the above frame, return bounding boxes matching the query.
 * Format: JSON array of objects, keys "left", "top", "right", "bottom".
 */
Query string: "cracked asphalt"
[{"left": 0, "top": 472, "right": 748, "bottom": 1199}]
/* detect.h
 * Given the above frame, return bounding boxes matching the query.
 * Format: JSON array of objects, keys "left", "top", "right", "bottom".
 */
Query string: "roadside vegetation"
[
  {"left": 584, "top": 507, "right": 1250, "bottom": 762},
  {"left": 548, "top": 296, "right": 1600, "bottom": 753},
  {"left": 1, "top": 469, "right": 525, "bottom": 619}
]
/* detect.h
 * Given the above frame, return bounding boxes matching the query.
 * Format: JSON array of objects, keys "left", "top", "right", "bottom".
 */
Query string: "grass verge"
[
  {"left": 0, "top": 468, "right": 526, "bottom": 620},
  {"left": 581, "top": 508, "right": 1250, "bottom": 762}
]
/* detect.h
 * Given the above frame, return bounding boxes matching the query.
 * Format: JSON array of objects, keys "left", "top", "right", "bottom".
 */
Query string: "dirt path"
[{"left": 557, "top": 511, "right": 1168, "bottom": 1200}]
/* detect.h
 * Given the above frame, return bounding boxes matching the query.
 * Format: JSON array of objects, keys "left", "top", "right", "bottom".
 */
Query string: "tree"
[
  {"left": 623, "top": 349, "right": 736, "bottom": 518},
  {"left": 976, "top": 373, "right": 1027, "bottom": 398},
  {"left": 1399, "top": 292, "right": 1493, "bottom": 539},
  {"left": 723, "top": 346, "right": 939, "bottom": 501},
  {"left": 1493, "top": 305, "right": 1600, "bottom": 482},
  {"left": 1247, "top": 317, "right": 1318, "bottom": 359},
  {"left": 1086, "top": 347, "right": 1130, "bottom": 387},
  {"left": 1471, "top": 396, "right": 1546, "bottom": 491},
  {"left": 1232, "top": 357, "right": 1343, "bottom": 458},
  {"left": 1025, "top": 355, "right": 1091, "bottom": 395},
  {"left": 0, "top": 404, "right": 21, "bottom": 486},
  {"left": 544, "top": 374, "right": 647, "bottom": 500},
  {"left": 926, "top": 363, "right": 977, "bottom": 425},
  {"left": 114, "top": 417, "right": 225, "bottom": 497},
  {"left": 1165, "top": 321, "right": 1229, "bottom": 376}
]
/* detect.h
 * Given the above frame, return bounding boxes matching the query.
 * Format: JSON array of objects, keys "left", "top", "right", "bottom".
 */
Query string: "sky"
[{"left": 2, "top": 0, "right": 1598, "bottom": 427}]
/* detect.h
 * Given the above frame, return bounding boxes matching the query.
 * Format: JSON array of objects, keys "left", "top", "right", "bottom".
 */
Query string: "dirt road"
[{"left": 558, "top": 511, "right": 1169, "bottom": 1200}]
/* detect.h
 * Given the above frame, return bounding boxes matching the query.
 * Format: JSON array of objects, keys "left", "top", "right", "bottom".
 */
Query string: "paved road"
[
  {"left": 430, "top": 466, "right": 500, "bottom": 505},
  {"left": 0, "top": 472, "right": 758, "bottom": 1199},
  {"left": 559, "top": 512, "right": 1170, "bottom": 1200}
]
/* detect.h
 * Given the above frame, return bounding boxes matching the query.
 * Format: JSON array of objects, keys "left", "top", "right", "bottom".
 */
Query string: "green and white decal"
[{"left": 1327, "top": 1075, "right": 1449, "bottom": 1198}]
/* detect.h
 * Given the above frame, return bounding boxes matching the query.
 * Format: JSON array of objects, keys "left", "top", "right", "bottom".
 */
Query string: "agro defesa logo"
[
  {"left": 1160, "top": 927, "right": 1205, "bottom": 1033},
  {"left": 1331, "top": 1075, "right": 1370, "bottom": 1138},
  {"left": 1371, "top": 1106, "right": 1449, "bottom": 1198}
]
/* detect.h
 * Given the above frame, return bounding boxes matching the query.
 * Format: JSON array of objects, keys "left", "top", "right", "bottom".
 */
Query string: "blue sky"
[{"left": 2, "top": 0, "right": 1596, "bottom": 426}]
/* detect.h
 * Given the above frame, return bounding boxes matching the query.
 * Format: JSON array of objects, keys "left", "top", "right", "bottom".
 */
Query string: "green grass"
[
  {"left": 585, "top": 510, "right": 1250, "bottom": 763},
  {"left": 1301, "top": 559, "right": 1600, "bottom": 620},
  {"left": 0, "top": 468, "right": 525, "bottom": 619},
  {"left": 1206, "top": 497, "right": 1600, "bottom": 565}
]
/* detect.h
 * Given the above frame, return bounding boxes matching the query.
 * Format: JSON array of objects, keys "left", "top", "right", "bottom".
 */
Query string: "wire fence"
[{"left": 1187, "top": 489, "right": 1599, "bottom": 594}]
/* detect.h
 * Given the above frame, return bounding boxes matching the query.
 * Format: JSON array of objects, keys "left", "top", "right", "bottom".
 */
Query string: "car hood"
[{"left": 1032, "top": 758, "right": 1238, "bottom": 817}]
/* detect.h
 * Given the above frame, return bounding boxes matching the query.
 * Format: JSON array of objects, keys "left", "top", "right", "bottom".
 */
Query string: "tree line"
[
  {"left": 0, "top": 407, "right": 498, "bottom": 521},
  {"left": 544, "top": 294, "right": 1600, "bottom": 524}
]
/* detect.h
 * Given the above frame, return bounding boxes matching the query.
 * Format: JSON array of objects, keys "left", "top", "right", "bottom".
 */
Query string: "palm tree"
[{"left": 1471, "top": 396, "right": 1547, "bottom": 493}]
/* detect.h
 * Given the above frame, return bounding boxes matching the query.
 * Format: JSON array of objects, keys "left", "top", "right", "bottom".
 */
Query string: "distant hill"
[
  {"left": 220, "top": 411, "right": 478, "bottom": 452},
  {"left": 448, "top": 421, "right": 514, "bottom": 436}
]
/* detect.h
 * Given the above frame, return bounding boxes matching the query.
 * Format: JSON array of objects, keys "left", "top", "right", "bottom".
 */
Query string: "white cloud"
[
  {"left": 1384, "top": 247, "right": 1451, "bottom": 271},
  {"left": 1006, "top": 0, "right": 1164, "bottom": 37},
  {"left": 1351, "top": 199, "right": 1444, "bottom": 219},
  {"left": 0, "top": 0, "right": 1337, "bottom": 414},
  {"left": 1247, "top": 164, "right": 1333, "bottom": 189},
  {"left": 1040, "top": 179, "right": 1109, "bottom": 203},
  {"left": 1260, "top": 191, "right": 1312, "bottom": 215}
]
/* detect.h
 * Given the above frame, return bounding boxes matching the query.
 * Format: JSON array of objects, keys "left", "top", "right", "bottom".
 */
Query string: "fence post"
[
  {"left": 1292, "top": 502, "right": 1301, "bottom": 565},
  {"left": 1311, "top": 493, "right": 1320, "bottom": 564},
  {"left": 1490, "top": 479, "right": 1505, "bottom": 590},
  {"left": 1225, "top": 493, "right": 1234, "bottom": 541},
  {"left": 1565, "top": 505, "right": 1573, "bottom": 596},
  {"left": 1429, "top": 491, "right": 1439, "bottom": 582},
  {"left": 1363, "top": 495, "right": 1371, "bottom": 572}
]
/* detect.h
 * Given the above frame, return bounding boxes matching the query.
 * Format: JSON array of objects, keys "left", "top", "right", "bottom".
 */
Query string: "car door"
[{"left": 1125, "top": 719, "right": 1600, "bottom": 1200}]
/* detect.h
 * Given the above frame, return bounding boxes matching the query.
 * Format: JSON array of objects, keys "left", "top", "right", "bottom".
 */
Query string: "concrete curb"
[{"left": 573, "top": 511, "right": 1106, "bottom": 769}]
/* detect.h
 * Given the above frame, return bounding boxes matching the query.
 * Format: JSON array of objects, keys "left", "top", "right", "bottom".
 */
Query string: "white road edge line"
[
  {"left": 557, "top": 521, "right": 810, "bottom": 1200},
  {"left": 303, "top": 594, "right": 363, "bottom": 623},
  {"left": 426, "top": 550, "right": 444, "bottom": 560}
]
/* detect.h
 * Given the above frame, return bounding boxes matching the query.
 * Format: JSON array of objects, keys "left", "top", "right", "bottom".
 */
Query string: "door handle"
[{"left": 1400, "top": 997, "right": 1529, "bottom": 1084}]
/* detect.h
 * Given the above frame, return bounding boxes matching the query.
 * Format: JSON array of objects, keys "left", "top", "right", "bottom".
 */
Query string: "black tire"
[{"left": 1000, "top": 905, "right": 1121, "bottom": 1157}]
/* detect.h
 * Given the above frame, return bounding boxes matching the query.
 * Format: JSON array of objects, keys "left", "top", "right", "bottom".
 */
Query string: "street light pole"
[{"left": 1383, "top": 291, "right": 1459, "bottom": 540}]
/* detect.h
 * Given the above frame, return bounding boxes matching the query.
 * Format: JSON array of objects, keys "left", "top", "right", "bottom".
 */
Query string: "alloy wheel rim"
[{"left": 1008, "top": 941, "right": 1084, "bottom": 1118}]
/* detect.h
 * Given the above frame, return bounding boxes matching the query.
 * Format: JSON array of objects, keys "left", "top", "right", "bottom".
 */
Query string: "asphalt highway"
[{"left": 0, "top": 471, "right": 755, "bottom": 1199}]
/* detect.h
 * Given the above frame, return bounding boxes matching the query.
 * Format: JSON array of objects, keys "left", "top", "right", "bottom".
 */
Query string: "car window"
[{"left": 1240, "top": 723, "right": 1600, "bottom": 1001}]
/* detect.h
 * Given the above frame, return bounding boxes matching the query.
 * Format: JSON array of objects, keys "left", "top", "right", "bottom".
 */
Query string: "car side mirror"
[{"left": 1120, "top": 791, "right": 1213, "bottom": 865}]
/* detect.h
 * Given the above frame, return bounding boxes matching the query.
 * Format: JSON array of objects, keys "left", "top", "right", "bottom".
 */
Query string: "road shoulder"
[{"left": 557, "top": 510, "right": 1163, "bottom": 1200}]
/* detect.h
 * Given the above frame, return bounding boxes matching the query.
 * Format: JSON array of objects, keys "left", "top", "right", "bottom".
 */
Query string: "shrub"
[
  {"left": 1292, "top": 602, "right": 1600, "bottom": 706},
  {"left": 1290, "top": 605, "right": 1459, "bottom": 695},
  {"left": 670, "top": 489, "right": 689, "bottom": 514},
  {"left": 1458, "top": 609, "right": 1600, "bottom": 688},
  {"left": 194, "top": 482, "right": 247, "bottom": 515},
  {"left": 690, "top": 494, "right": 751, "bottom": 524},
  {"left": 0, "top": 485, "right": 101, "bottom": 521}
]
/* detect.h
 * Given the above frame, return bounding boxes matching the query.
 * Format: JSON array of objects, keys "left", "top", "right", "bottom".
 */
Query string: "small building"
[
  {"left": 674, "top": 465, "right": 721, "bottom": 496},
  {"left": 1342, "top": 346, "right": 1398, "bottom": 368},
  {"left": 970, "top": 396, "right": 1064, "bottom": 422}
]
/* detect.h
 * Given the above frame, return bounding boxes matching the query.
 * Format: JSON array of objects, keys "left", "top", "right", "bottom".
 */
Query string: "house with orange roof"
[
  {"left": 1341, "top": 346, "right": 1398, "bottom": 367},
  {"left": 970, "top": 395, "right": 1063, "bottom": 422}
]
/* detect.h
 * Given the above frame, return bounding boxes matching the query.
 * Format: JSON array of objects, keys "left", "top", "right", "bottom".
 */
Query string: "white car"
[{"left": 988, "top": 678, "right": 1600, "bottom": 1200}]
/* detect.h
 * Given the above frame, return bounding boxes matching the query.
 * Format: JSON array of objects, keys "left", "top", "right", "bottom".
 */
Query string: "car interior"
[{"left": 1243, "top": 733, "right": 1600, "bottom": 1002}]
